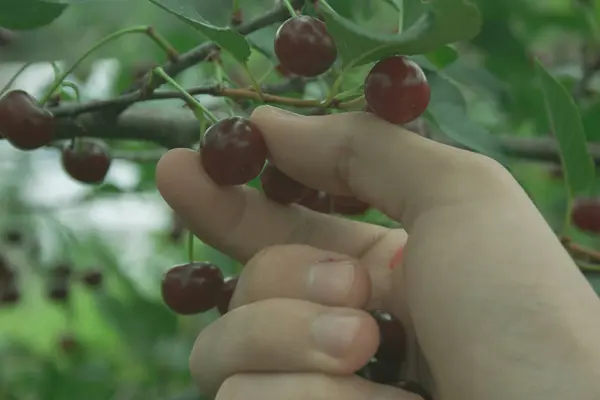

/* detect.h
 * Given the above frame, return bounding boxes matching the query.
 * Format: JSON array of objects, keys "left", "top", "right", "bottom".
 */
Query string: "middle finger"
[{"left": 190, "top": 298, "right": 379, "bottom": 396}]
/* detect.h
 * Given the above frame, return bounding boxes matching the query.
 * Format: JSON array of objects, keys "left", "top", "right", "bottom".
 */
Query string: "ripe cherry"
[
  {"left": 161, "top": 262, "right": 224, "bottom": 315},
  {"left": 356, "top": 358, "right": 400, "bottom": 385},
  {"left": 81, "top": 269, "right": 103, "bottom": 289},
  {"left": 364, "top": 56, "right": 430, "bottom": 124},
  {"left": 0, "top": 90, "right": 55, "bottom": 150},
  {"left": 370, "top": 309, "right": 407, "bottom": 366},
  {"left": 297, "top": 189, "right": 332, "bottom": 213},
  {"left": 571, "top": 198, "right": 600, "bottom": 234},
  {"left": 61, "top": 139, "right": 112, "bottom": 184},
  {"left": 332, "top": 195, "right": 370, "bottom": 215},
  {"left": 201, "top": 117, "right": 267, "bottom": 186},
  {"left": 217, "top": 276, "right": 238, "bottom": 315},
  {"left": 274, "top": 16, "right": 337, "bottom": 77},
  {"left": 260, "top": 162, "right": 310, "bottom": 204}
]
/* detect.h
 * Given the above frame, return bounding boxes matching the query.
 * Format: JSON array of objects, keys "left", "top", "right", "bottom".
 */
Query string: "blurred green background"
[{"left": 1, "top": 0, "right": 600, "bottom": 398}]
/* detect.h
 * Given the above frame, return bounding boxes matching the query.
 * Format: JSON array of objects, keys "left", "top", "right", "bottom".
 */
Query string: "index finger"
[{"left": 250, "top": 106, "right": 519, "bottom": 229}]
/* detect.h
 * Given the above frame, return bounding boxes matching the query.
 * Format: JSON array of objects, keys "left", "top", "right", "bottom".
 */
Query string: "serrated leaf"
[
  {"left": 426, "top": 73, "right": 507, "bottom": 164},
  {"left": 0, "top": 0, "right": 67, "bottom": 30},
  {"left": 535, "top": 60, "right": 594, "bottom": 197},
  {"left": 147, "top": 0, "right": 251, "bottom": 65},
  {"left": 318, "top": 0, "right": 481, "bottom": 69}
]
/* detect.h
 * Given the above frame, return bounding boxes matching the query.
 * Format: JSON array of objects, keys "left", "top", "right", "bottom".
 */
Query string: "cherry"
[
  {"left": 297, "top": 189, "right": 332, "bottom": 213},
  {"left": 0, "top": 90, "right": 55, "bottom": 150},
  {"left": 370, "top": 310, "right": 407, "bottom": 366},
  {"left": 0, "top": 277, "right": 19, "bottom": 306},
  {"left": 364, "top": 56, "right": 431, "bottom": 125},
  {"left": 571, "top": 198, "right": 600, "bottom": 234},
  {"left": 275, "top": 63, "right": 296, "bottom": 78},
  {"left": 81, "top": 269, "right": 103, "bottom": 289},
  {"left": 355, "top": 358, "right": 400, "bottom": 385},
  {"left": 3, "top": 229, "right": 23, "bottom": 245},
  {"left": 394, "top": 381, "right": 434, "bottom": 400},
  {"left": 260, "top": 162, "right": 310, "bottom": 204},
  {"left": 201, "top": 117, "right": 267, "bottom": 186},
  {"left": 217, "top": 276, "right": 238, "bottom": 315},
  {"left": 61, "top": 139, "right": 112, "bottom": 184},
  {"left": 274, "top": 16, "right": 337, "bottom": 77},
  {"left": 161, "top": 262, "right": 224, "bottom": 315},
  {"left": 332, "top": 195, "right": 370, "bottom": 215},
  {"left": 48, "top": 279, "right": 69, "bottom": 302}
]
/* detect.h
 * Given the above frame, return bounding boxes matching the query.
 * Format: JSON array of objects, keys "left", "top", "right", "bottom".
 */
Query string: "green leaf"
[
  {"left": 425, "top": 73, "right": 507, "bottom": 164},
  {"left": 535, "top": 60, "right": 595, "bottom": 197},
  {"left": 381, "top": 0, "right": 401, "bottom": 12},
  {"left": 0, "top": 0, "right": 67, "bottom": 30},
  {"left": 318, "top": 0, "right": 482, "bottom": 68},
  {"left": 583, "top": 100, "right": 600, "bottom": 141},
  {"left": 425, "top": 45, "right": 458, "bottom": 69},
  {"left": 147, "top": 0, "right": 251, "bottom": 64}
]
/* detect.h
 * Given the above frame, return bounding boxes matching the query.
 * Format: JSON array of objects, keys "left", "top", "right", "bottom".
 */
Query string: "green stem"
[
  {"left": 321, "top": 73, "right": 345, "bottom": 106},
  {"left": 397, "top": 0, "right": 404, "bottom": 34},
  {"left": 280, "top": 0, "right": 297, "bottom": 17},
  {"left": 39, "top": 25, "right": 178, "bottom": 105},
  {"left": 145, "top": 26, "right": 180, "bottom": 62},
  {"left": 232, "top": 0, "right": 240, "bottom": 12},
  {"left": 0, "top": 62, "right": 34, "bottom": 97},
  {"left": 153, "top": 67, "right": 218, "bottom": 124},
  {"left": 243, "top": 64, "right": 265, "bottom": 102},
  {"left": 61, "top": 81, "right": 82, "bottom": 103},
  {"left": 563, "top": 196, "right": 574, "bottom": 237},
  {"left": 187, "top": 231, "right": 194, "bottom": 264},
  {"left": 256, "top": 64, "right": 276, "bottom": 85}
]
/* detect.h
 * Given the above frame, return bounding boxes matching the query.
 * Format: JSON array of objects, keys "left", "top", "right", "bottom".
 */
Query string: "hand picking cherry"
[
  {"left": 200, "top": 117, "right": 267, "bottom": 186},
  {"left": 331, "top": 195, "right": 370, "bottom": 215},
  {"left": 274, "top": 16, "right": 337, "bottom": 77},
  {"left": 571, "top": 198, "right": 600, "bottom": 234},
  {"left": 0, "top": 90, "right": 55, "bottom": 150},
  {"left": 161, "top": 262, "right": 224, "bottom": 315},
  {"left": 61, "top": 139, "right": 112, "bottom": 184},
  {"left": 296, "top": 189, "right": 333, "bottom": 214},
  {"left": 364, "top": 56, "right": 430, "bottom": 125},
  {"left": 260, "top": 161, "right": 310, "bottom": 205}
]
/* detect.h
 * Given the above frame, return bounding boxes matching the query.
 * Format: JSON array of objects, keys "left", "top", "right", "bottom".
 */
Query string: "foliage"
[{"left": 0, "top": 0, "right": 600, "bottom": 398}]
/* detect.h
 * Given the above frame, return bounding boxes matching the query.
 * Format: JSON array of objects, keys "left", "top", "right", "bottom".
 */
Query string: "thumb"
[{"left": 250, "top": 106, "right": 516, "bottom": 229}]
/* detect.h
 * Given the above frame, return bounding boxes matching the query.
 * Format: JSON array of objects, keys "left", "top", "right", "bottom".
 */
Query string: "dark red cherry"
[
  {"left": 217, "top": 276, "right": 239, "bottom": 315},
  {"left": 200, "top": 117, "right": 267, "bottom": 186},
  {"left": 356, "top": 359, "right": 401, "bottom": 385},
  {"left": 394, "top": 381, "right": 434, "bottom": 400},
  {"left": 161, "top": 262, "right": 224, "bottom": 315},
  {"left": 332, "top": 195, "right": 370, "bottom": 215},
  {"left": 571, "top": 198, "right": 600, "bottom": 234},
  {"left": 61, "top": 139, "right": 112, "bottom": 184},
  {"left": 364, "top": 56, "right": 430, "bottom": 124},
  {"left": 274, "top": 16, "right": 337, "bottom": 77},
  {"left": 81, "top": 269, "right": 103, "bottom": 289},
  {"left": 0, "top": 90, "right": 55, "bottom": 150},
  {"left": 370, "top": 309, "right": 407, "bottom": 366},
  {"left": 297, "top": 189, "right": 333, "bottom": 213},
  {"left": 260, "top": 162, "right": 310, "bottom": 204}
]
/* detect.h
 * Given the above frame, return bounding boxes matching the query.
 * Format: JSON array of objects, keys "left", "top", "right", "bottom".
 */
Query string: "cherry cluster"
[
  {"left": 200, "top": 11, "right": 431, "bottom": 201},
  {"left": 0, "top": 90, "right": 112, "bottom": 185}
]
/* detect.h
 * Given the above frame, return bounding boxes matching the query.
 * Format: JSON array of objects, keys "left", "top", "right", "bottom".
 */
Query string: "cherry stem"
[
  {"left": 152, "top": 67, "right": 218, "bottom": 124},
  {"left": 232, "top": 0, "right": 240, "bottom": 13},
  {"left": 187, "top": 231, "right": 194, "bottom": 264},
  {"left": 61, "top": 81, "right": 82, "bottom": 103},
  {"left": 243, "top": 64, "right": 265, "bottom": 102},
  {"left": 0, "top": 61, "right": 34, "bottom": 97},
  {"left": 280, "top": 0, "right": 298, "bottom": 17},
  {"left": 396, "top": 0, "right": 404, "bottom": 34},
  {"left": 39, "top": 25, "right": 179, "bottom": 106}
]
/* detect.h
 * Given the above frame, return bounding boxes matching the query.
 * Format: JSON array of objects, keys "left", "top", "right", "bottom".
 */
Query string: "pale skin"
[{"left": 156, "top": 106, "right": 600, "bottom": 400}]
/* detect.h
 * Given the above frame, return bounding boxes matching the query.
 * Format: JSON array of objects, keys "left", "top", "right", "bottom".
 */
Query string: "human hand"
[{"left": 156, "top": 106, "right": 600, "bottom": 400}]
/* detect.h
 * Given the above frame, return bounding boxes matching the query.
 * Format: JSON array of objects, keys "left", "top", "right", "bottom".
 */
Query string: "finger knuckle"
[{"left": 215, "top": 374, "right": 250, "bottom": 400}]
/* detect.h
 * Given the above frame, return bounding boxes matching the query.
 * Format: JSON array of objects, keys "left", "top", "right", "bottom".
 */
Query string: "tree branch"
[{"left": 48, "top": 107, "right": 600, "bottom": 163}]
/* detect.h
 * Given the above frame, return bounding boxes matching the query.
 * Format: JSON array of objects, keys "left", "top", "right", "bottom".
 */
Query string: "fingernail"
[
  {"left": 311, "top": 311, "right": 361, "bottom": 357},
  {"left": 306, "top": 261, "right": 355, "bottom": 303}
]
